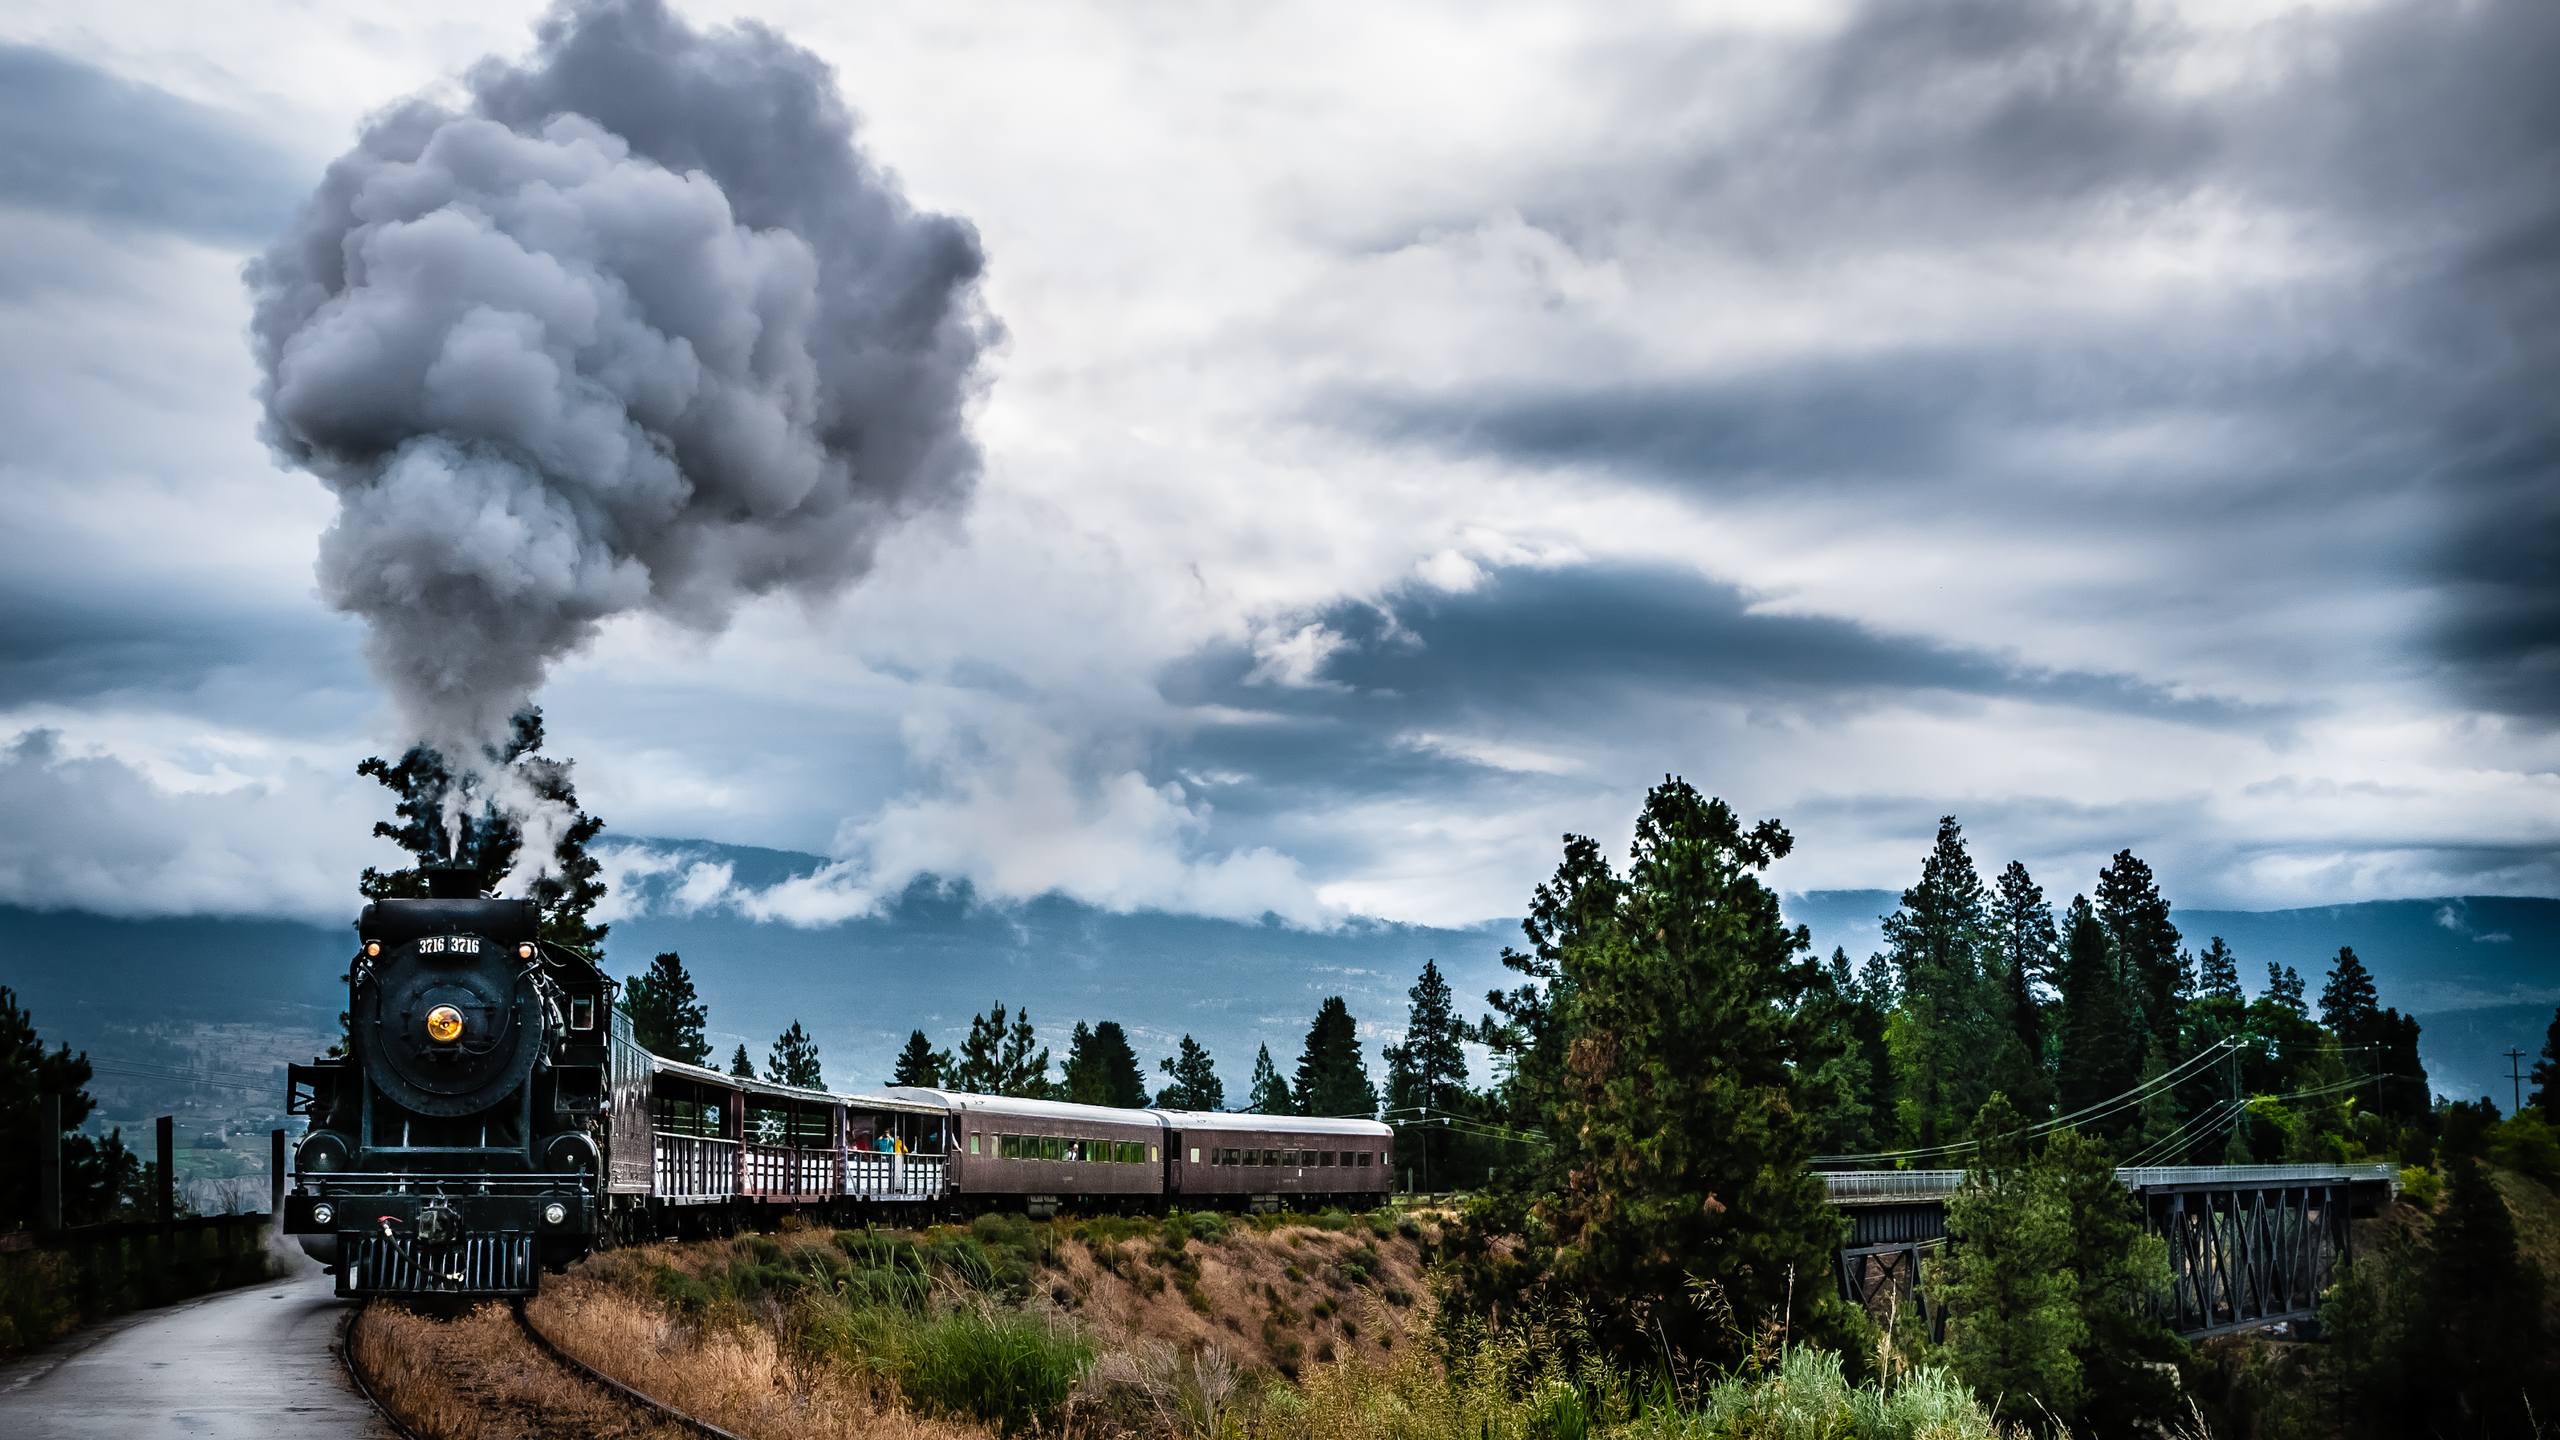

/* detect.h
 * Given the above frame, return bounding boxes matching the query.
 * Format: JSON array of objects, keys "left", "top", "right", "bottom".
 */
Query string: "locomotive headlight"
[
  {"left": 363, "top": 941, "right": 381, "bottom": 958},
  {"left": 424, "top": 1004, "right": 465, "bottom": 1044},
  {"left": 518, "top": 942, "right": 536, "bottom": 960},
  {"left": 311, "top": 1203, "right": 335, "bottom": 1227},
  {"left": 542, "top": 1203, "right": 567, "bottom": 1225}
]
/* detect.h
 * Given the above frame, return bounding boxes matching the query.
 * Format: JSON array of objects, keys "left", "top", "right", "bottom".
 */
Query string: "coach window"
[
  {"left": 1358, "top": 1151, "right": 1373, "bottom": 1167},
  {"left": 970, "top": 1133, "right": 981, "bottom": 1155}
]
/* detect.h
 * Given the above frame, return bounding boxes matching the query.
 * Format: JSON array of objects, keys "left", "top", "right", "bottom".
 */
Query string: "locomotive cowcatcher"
[{"left": 283, "top": 865, "right": 613, "bottom": 1297}]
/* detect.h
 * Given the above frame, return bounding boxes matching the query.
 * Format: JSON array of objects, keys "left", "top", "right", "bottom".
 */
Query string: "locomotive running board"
[{"left": 339, "top": 1232, "right": 536, "bottom": 1298}]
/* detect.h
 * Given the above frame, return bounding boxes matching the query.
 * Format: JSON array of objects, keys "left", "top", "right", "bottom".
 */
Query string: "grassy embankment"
[{"left": 509, "top": 1207, "right": 2054, "bottom": 1440}]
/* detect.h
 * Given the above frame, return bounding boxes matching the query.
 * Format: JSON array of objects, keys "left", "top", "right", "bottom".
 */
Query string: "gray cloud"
[
  {"left": 1175, "top": 562, "right": 2261, "bottom": 732},
  {"left": 0, "top": 44, "right": 304, "bottom": 244},
  {"left": 1335, "top": 0, "right": 2560, "bottom": 722},
  {"left": 246, "top": 0, "right": 997, "bottom": 749}
]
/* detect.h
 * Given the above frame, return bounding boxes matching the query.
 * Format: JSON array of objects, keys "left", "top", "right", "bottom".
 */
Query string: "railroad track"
[
  {"left": 337, "top": 1304, "right": 431, "bottom": 1440},
  {"left": 509, "top": 1300, "right": 748, "bottom": 1440},
  {"left": 338, "top": 1297, "right": 744, "bottom": 1440}
]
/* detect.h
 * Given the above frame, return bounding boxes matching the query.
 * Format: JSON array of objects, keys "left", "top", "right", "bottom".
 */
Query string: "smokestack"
[{"left": 246, "top": 0, "right": 996, "bottom": 757}]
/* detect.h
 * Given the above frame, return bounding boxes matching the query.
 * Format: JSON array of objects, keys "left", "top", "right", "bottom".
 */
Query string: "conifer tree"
[
  {"left": 1457, "top": 779, "right": 1842, "bottom": 1370},
  {"left": 766, "top": 1021, "right": 822, "bottom": 1089},
  {"left": 1, "top": 986, "right": 132, "bottom": 1227},
  {"left": 1940, "top": 1093, "right": 2084, "bottom": 1421},
  {"left": 2095, "top": 849, "right": 2182, "bottom": 1046},
  {"left": 891, "top": 1029, "right": 948, "bottom": 1088},
  {"left": 356, "top": 707, "right": 608, "bottom": 950},
  {"left": 999, "top": 1007, "right": 1054, "bottom": 1099},
  {"left": 728, "top": 1043, "right": 755, "bottom": 1078},
  {"left": 1882, "top": 817, "right": 1999, "bottom": 1147},
  {"left": 1988, "top": 861, "right": 2058, "bottom": 1118},
  {"left": 1064, "top": 1020, "right": 1147, "bottom": 1108},
  {"left": 1804, "top": 948, "right": 1890, "bottom": 1155},
  {"left": 1247, "top": 1043, "right": 1294, "bottom": 1115},
  {"left": 1295, "top": 997, "right": 1377, "bottom": 1118},
  {"left": 2266, "top": 962, "right": 2306, "bottom": 1014},
  {"left": 2055, "top": 895, "right": 2138, "bottom": 1131},
  {"left": 623, "top": 951, "right": 710, "bottom": 1064},
  {"left": 1384, "top": 959, "right": 1476, "bottom": 1190},
  {"left": 2417, "top": 1157, "right": 2550, "bottom": 1430},
  {"left": 2196, "top": 937, "right": 2243, "bottom": 1004},
  {"left": 948, "top": 1004, "right": 1010, "bottom": 1094},
  {"left": 1480, "top": 835, "right": 1622, "bottom": 1131},
  {"left": 2533, "top": 1006, "right": 2560, "bottom": 1124},
  {"left": 2319, "top": 945, "right": 2381, "bottom": 1046},
  {"left": 1156, "top": 1036, "right": 1225, "bottom": 1111}
]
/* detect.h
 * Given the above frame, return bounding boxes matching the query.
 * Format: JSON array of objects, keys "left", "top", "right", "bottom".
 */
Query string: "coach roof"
[
  {"left": 884, "top": 1086, "right": 1171, "bottom": 1129},
  {"left": 1148, "top": 1109, "right": 1393, "bottom": 1138}
]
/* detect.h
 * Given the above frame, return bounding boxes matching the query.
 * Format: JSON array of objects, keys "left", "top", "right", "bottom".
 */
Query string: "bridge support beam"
[{"left": 2148, "top": 1180, "right": 2347, "bottom": 1337}]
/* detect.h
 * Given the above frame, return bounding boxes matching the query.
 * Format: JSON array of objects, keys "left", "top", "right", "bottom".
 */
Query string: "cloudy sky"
[{"left": 1, "top": 0, "right": 2553, "bottom": 934}]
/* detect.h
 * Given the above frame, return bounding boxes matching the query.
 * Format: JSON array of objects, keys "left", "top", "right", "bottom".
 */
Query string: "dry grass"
[
  {"left": 352, "top": 1301, "right": 697, "bottom": 1440},
  {"left": 529, "top": 1274, "right": 985, "bottom": 1440},
  {"left": 1050, "top": 1222, "right": 1430, "bottom": 1379}
]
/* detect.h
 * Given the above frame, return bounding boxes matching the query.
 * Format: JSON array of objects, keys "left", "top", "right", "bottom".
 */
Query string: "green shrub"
[
  {"left": 2398, "top": 1165, "right": 2444, "bottom": 1210},
  {"left": 2488, "top": 1113, "right": 2560, "bottom": 1185},
  {"left": 874, "top": 1303, "right": 1093, "bottom": 1434}
]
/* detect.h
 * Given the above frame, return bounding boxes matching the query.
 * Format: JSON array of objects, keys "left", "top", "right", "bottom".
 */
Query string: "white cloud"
[{"left": 0, "top": 726, "right": 398, "bottom": 921}]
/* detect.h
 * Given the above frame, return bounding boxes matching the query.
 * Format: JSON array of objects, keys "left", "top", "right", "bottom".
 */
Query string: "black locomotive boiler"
[{"left": 284, "top": 867, "right": 614, "bottom": 1297}]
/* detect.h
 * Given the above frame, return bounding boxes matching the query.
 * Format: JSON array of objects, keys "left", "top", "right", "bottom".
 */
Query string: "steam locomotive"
[{"left": 283, "top": 871, "right": 1392, "bottom": 1300}]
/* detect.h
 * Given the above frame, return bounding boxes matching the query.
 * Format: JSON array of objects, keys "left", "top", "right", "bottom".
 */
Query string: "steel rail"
[
  {"left": 511, "top": 1298, "right": 749, "bottom": 1440},
  {"left": 337, "top": 1303, "right": 433, "bottom": 1440}
]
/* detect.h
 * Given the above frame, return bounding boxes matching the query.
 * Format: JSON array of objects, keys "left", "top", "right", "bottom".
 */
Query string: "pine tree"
[
  {"left": 2095, "top": 849, "right": 2182, "bottom": 1047},
  {"left": 2266, "top": 962, "right": 2306, "bottom": 1015},
  {"left": 3, "top": 986, "right": 103, "bottom": 1227},
  {"left": 1064, "top": 1021, "right": 1146, "bottom": 1108},
  {"left": 1940, "top": 1093, "right": 2084, "bottom": 1422},
  {"left": 2196, "top": 937, "right": 2242, "bottom": 1003},
  {"left": 948, "top": 1004, "right": 1008, "bottom": 1093},
  {"left": 356, "top": 707, "right": 608, "bottom": 950},
  {"left": 1480, "top": 834, "right": 1621, "bottom": 1132},
  {"left": 728, "top": 1043, "right": 755, "bottom": 1079},
  {"left": 1247, "top": 1043, "right": 1295, "bottom": 1115},
  {"left": 999, "top": 1007, "right": 1054, "bottom": 1099},
  {"left": 2417, "top": 1157, "right": 2550, "bottom": 1431},
  {"left": 1883, "top": 818, "right": 1999, "bottom": 1147},
  {"left": 1295, "top": 997, "right": 1377, "bottom": 1118},
  {"left": 891, "top": 1029, "right": 949, "bottom": 1088},
  {"left": 2533, "top": 1007, "right": 2560, "bottom": 1124},
  {"left": 1061, "top": 1022, "right": 1096, "bottom": 1101},
  {"left": 1804, "top": 948, "right": 1890, "bottom": 1156},
  {"left": 1384, "top": 958, "right": 1475, "bottom": 1190},
  {"left": 1988, "top": 860, "right": 2058, "bottom": 1119},
  {"left": 2041, "top": 1126, "right": 2183, "bottom": 1424},
  {"left": 766, "top": 1021, "right": 822, "bottom": 1089},
  {"left": 1459, "top": 778, "right": 1843, "bottom": 1370},
  {"left": 2055, "top": 895, "right": 2138, "bottom": 1132},
  {"left": 1155, "top": 1036, "right": 1225, "bottom": 1111},
  {"left": 2319, "top": 945, "right": 2381, "bottom": 1046},
  {"left": 623, "top": 951, "right": 710, "bottom": 1064}
]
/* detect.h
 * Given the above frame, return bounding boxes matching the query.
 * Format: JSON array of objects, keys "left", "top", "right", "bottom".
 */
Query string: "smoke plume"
[{"left": 248, "top": 0, "right": 995, "bottom": 751}]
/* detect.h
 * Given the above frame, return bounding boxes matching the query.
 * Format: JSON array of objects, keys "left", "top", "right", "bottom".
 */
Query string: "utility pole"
[{"left": 2508, "top": 1048, "right": 2529, "bottom": 1117}]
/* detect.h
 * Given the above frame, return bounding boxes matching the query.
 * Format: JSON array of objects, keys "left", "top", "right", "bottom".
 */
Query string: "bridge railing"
[{"left": 1821, "top": 1161, "right": 2399, "bottom": 1202}]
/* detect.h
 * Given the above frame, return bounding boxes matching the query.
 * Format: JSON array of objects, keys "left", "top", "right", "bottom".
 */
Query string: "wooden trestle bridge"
[{"left": 1822, "top": 1163, "right": 2401, "bottom": 1339}]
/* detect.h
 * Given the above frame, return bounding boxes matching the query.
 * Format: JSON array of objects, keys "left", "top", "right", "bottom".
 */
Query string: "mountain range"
[{"left": 2, "top": 837, "right": 2551, "bottom": 1112}]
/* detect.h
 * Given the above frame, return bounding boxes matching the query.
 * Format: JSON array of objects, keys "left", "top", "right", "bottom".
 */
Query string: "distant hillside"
[
  {"left": 1787, "top": 889, "right": 2560, "bottom": 1105},
  {"left": 1, "top": 846, "right": 2550, "bottom": 1111}
]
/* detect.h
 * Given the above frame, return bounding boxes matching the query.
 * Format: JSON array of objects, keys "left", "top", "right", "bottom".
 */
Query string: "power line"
[{"left": 1815, "top": 1036, "right": 2245, "bottom": 1165}]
